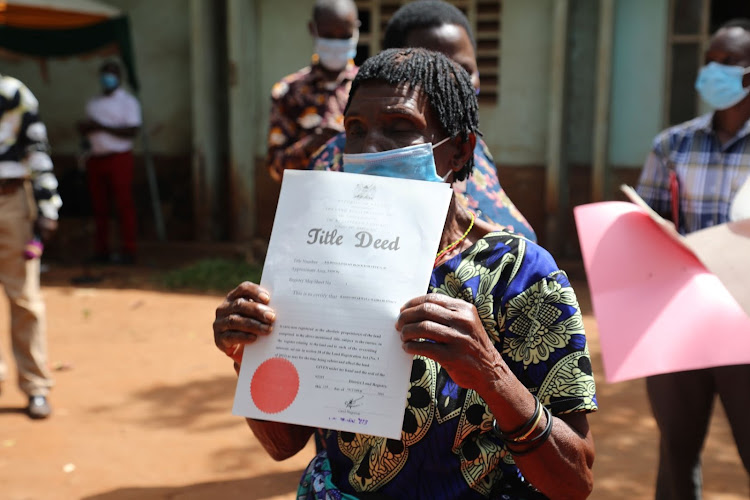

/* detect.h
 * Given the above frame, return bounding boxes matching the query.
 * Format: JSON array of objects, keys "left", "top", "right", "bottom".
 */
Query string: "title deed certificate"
[{"left": 233, "top": 170, "right": 452, "bottom": 439}]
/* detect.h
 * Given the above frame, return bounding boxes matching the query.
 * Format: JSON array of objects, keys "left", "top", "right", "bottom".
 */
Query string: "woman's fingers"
[
  {"left": 226, "top": 281, "right": 271, "bottom": 304},
  {"left": 216, "top": 329, "right": 258, "bottom": 352},
  {"left": 401, "top": 333, "right": 450, "bottom": 358},
  {"left": 397, "top": 294, "right": 498, "bottom": 387},
  {"left": 399, "top": 320, "right": 454, "bottom": 345},
  {"left": 397, "top": 294, "right": 476, "bottom": 335},
  {"left": 400, "top": 293, "right": 460, "bottom": 313},
  {"left": 397, "top": 296, "right": 451, "bottom": 331},
  {"left": 213, "top": 314, "right": 268, "bottom": 361},
  {"left": 213, "top": 282, "right": 276, "bottom": 361},
  {"left": 216, "top": 296, "right": 276, "bottom": 324},
  {"left": 215, "top": 329, "right": 258, "bottom": 363},
  {"left": 214, "top": 311, "right": 273, "bottom": 337}
]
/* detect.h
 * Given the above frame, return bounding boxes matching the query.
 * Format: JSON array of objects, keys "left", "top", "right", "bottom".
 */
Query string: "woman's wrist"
[
  {"left": 475, "top": 350, "right": 514, "bottom": 396},
  {"left": 478, "top": 353, "right": 541, "bottom": 435}
]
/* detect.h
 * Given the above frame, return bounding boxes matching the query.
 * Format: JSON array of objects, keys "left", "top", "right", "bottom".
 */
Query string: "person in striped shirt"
[{"left": 0, "top": 73, "right": 60, "bottom": 419}]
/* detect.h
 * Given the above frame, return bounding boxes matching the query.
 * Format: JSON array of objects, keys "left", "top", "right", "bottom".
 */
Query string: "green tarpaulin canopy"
[
  {"left": 0, "top": 0, "right": 164, "bottom": 239},
  {"left": 0, "top": 0, "right": 139, "bottom": 90}
]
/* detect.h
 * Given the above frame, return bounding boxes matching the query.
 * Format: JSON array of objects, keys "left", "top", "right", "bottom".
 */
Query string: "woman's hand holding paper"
[
  {"left": 396, "top": 293, "right": 502, "bottom": 392},
  {"left": 213, "top": 281, "right": 276, "bottom": 364}
]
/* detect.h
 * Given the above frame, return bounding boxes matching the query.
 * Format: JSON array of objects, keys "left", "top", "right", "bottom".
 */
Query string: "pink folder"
[{"left": 574, "top": 201, "right": 750, "bottom": 383}]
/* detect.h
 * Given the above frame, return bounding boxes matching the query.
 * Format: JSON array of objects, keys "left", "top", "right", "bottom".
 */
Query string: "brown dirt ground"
[{"left": 0, "top": 256, "right": 747, "bottom": 500}]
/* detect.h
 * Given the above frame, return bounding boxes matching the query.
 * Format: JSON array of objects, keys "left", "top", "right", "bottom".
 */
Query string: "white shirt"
[{"left": 86, "top": 87, "right": 142, "bottom": 155}]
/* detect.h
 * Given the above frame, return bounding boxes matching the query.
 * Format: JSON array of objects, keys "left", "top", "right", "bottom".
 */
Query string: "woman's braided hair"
[
  {"left": 383, "top": 0, "right": 476, "bottom": 50},
  {"left": 345, "top": 47, "right": 480, "bottom": 181}
]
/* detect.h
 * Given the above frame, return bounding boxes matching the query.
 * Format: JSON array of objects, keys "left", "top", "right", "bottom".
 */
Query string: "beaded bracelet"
[
  {"left": 506, "top": 405, "right": 554, "bottom": 457},
  {"left": 492, "top": 394, "right": 542, "bottom": 443}
]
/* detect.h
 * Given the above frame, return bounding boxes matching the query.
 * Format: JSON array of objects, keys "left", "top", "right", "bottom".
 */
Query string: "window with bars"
[{"left": 353, "top": 0, "right": 502, "bottom": 102}]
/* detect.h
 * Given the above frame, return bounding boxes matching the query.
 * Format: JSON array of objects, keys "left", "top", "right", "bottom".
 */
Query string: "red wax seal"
[{"left": 250, "top": 357, "right": 300, "bottom": 414}]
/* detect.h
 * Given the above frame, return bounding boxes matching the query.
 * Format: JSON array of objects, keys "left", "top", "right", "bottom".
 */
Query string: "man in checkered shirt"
[{"left": 636, "top": 19, "right": 750, "bottom": 500}]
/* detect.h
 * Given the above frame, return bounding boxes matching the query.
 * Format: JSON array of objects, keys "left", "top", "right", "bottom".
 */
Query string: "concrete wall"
[
  {"left": 471, "top": 0, "right": 600, "bottom": 167},
  {"left": 609, "top": 0, "right": 669, "bottom": 167},
  {"left": 482, "top": 0, "right": 553, "bottom": 166},
  {"left": 0, "top": 0, "right": 671, "bottom": 171},
  {"left": 565, "top": 0, "right": 599, "bottom": 166},
  {"left": 475, "top": 0, "right": 669, "bottom": 170},
  {"left": 255, "top": 0, "right": 316, "bottom": 155},
  {"left": 0, "top": 0, "right": 671, "bottom": 245},
  {"left": 0, "top": 0, "right": 191, "bottom": 156},
  {"left": 252, "top": 0, "right": 600, "bottom": 167}
]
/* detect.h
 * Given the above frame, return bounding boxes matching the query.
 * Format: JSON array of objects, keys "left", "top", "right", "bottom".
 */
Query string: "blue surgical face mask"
[
  {"left": 695, "top": 61, "right": 750, "bottom": 110},
  {"left": 314, "top": 29, "right": 358, "bottom": 72},
  {"left": 100, "top": 72, "right": 120, "bottom": 92},
  {"left": 342, "top": 137, "right": 452, "bottom": 182}
]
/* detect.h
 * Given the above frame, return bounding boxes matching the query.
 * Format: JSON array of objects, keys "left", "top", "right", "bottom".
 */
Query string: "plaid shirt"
[
  {"left": 637, "top": 113, "right": 750, "bottom": 235},
  {"left": 266, "top": 60, "right": 357, "bottom": 182}
]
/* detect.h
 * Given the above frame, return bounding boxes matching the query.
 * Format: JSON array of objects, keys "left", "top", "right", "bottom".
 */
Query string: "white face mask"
[{"left": 314, "top": 29, "right": 358, "bottom": 71}]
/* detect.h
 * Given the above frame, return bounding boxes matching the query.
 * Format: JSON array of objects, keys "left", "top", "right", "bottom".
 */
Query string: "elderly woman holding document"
[{"left": 213, "top": 48, "right": 597, "bottom": 500}]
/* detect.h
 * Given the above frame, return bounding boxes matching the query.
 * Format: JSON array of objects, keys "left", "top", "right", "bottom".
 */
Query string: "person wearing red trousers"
[{"left": 78, "top": 61, "right": 141, "bottom": 265}]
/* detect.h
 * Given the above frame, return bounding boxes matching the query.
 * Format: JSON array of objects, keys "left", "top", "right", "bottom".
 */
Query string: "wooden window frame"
[
  {"left": 663, "top": 0, "right": 711, "bottom": 126},
  {"left": 354, "top": 0, "right": 502, "bottom": 102}
]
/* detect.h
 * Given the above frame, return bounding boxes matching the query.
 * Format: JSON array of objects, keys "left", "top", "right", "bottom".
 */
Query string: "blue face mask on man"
[
  {"left": 100, "top": 72, "right": 120, "bottom": 92},
  {"left": 342, "top": 137, "right": 452, "bottom": 182},
  {"left": 695, "top": 61, "right": 750, "bottom": 110},
  {"left": 314, "top": 30, "right": 358, "bottom": 72}
]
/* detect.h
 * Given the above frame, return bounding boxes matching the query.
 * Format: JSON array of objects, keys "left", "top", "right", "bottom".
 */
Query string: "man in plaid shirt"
[{"left": 636, "top": 19, "right": 750, "bottom": 500}]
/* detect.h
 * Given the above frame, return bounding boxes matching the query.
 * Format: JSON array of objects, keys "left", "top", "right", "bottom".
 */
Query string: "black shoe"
[{"left": 28, "top": 395, "right": 52, "bottom": 419}]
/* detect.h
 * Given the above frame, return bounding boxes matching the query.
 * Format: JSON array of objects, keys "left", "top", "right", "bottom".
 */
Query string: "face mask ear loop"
[
  {"left": 431, "top": 136, "right": 452, "bottom": 150},
  {"left": 433, "top": 136, "right": 454, "bottom": 182}
]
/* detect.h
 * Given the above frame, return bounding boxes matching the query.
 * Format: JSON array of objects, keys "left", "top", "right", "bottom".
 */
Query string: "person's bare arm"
[
  {"left": 245, "top": 419, "right": 314, "bottom": 460},
  {"left": 397, "top": 294, "right": 594, "bottom": 499},
  {"left": 78, "top": 119, "right": 139, "bottom": 138},
  {"left": 474, "top": 356, "right": 594, "bottom": 499}
]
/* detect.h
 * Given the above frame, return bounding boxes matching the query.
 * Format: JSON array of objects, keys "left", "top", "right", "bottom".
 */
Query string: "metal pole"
[
  {"left": 544, "top": 0, "right": 570, "bottom": 254},
  {"left": 592, "top": 0, "right": 615, "bottom": 202},
  {"left": 139, "top": 117, "right": 166, "bottom": 241},
  {"left": 226, "top": 0, "right": 258, "bottom": 241},
  {"left": 189, "top": 0, "right": 222, "bottom": 240}
]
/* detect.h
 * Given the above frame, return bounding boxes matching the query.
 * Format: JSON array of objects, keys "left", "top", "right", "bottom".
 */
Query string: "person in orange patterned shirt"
[{"left": 265, "top": 0, "right": 360, "bottom": 182}]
